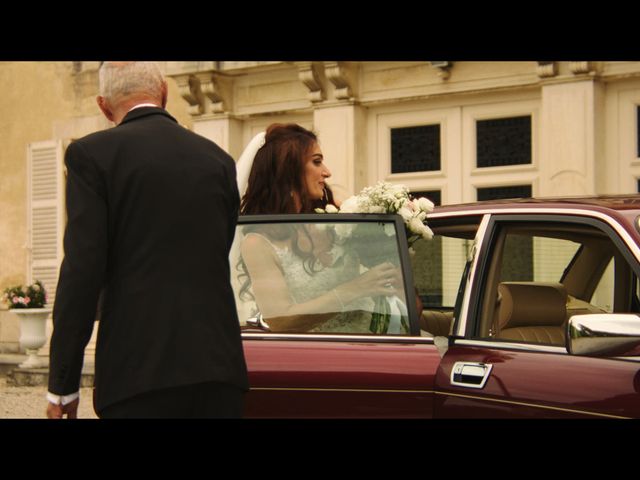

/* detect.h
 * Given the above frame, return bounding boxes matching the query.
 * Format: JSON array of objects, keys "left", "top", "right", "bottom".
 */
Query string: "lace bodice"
[{"left": 246, "top": 232, "right": 372, "bottom": 333}]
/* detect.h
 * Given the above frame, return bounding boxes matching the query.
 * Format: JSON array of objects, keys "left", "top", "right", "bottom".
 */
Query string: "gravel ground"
[{"left": 0, "top": 377, "right": 98, "bottom": 419}]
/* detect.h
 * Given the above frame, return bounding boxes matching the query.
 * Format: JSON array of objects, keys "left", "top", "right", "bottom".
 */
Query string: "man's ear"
[{"left": 96, "top": 96, "right": 115, "bottom": 122}]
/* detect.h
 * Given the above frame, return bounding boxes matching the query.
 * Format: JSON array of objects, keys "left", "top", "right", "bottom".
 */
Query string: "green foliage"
[{"left": 2, "top": 280, "right": 48, "bottom": 309}]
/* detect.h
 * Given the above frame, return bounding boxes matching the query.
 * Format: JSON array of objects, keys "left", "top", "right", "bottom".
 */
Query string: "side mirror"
[{"left": 566, "top": 314, "right": 640, "bottom": 357}]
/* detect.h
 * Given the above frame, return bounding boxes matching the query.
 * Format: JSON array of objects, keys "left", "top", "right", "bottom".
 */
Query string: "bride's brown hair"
[{"left": 240, "top": 123, "right": 335, "bottom": 214}]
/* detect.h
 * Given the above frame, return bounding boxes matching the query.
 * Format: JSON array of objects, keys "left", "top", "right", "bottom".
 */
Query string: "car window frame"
[
  {"left": 459, "top": 211, "right": 640, "bottom": 348},
  {"left": 236, "top": 213, "right": 422, "bottom": 338}
]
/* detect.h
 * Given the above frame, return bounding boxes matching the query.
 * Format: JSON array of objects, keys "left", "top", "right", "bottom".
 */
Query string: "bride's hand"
[{"left": 342, "top": 262, "right": 399, "bottom": 300}]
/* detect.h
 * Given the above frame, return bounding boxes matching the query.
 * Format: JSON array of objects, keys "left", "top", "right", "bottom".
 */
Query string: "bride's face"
[{"left": 303, "top": 142, "right": 331, "bottom": 200}]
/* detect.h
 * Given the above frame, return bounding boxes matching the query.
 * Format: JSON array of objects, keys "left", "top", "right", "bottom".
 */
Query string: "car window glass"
[
  {"left": 410, "top": 219, "right": 481, "bottom": 337},
  {"left": 231, "top": 220, "right": 410, "bottom": 336},
  {"left": 500, "top": 234, "right": 581, "bottom": 282},
  {"left": 591, "top": 258, "right": 614, "bottom": 312},
  {"left": 477, "top": 223, "right": 614, "bottom": 347}
]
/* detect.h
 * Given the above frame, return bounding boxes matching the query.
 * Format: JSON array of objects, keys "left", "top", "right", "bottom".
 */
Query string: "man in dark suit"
[{"left": 46, "top": 62, "right": 248, "bottom": 418}]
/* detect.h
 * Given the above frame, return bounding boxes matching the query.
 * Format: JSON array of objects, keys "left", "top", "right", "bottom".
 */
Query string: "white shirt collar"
[{"left": 128, "top": 103, "right": 160, "bottom": 112}]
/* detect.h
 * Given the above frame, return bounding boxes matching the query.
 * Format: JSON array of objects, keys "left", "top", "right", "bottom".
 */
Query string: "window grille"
[
  {"left": 477, "top": 185, "right": 532, "bottom": 201},
  {"left": 391, "top": 125, "right": 441, "bottom": 173},
  {"left": 476, "top": 116, "right": 531, "bottom": 168}
]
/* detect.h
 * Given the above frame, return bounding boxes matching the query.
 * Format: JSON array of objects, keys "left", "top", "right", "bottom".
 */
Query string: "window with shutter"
[{"left": 27, "top": 140, "right": 65, "bottom": 305}]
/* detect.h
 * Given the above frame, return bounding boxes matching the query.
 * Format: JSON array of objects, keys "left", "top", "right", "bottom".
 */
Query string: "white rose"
[
  {"left": 408, "top": 217, "right": 423, "bottom": 234},
  {"left": 325, "top": 204, "right": 339, "bottom": 213},
  {"left": 398, "top": 206, "right": 413, "bottom": 222},
  {"left": 417, "top": 197, "right": 435, "bottom": 213},
  {"left": 420, "top": 224, "right": 434, "bottom": 240},
  {"left": 339, "top": 196, "right": 359, "bottom": 213}
]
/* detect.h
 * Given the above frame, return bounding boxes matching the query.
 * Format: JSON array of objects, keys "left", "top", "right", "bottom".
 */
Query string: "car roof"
[{"left": 433, "top": 194, "right": 640, "bottom": 214}]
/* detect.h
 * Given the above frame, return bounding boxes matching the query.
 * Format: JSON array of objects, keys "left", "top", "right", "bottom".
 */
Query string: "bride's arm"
[{"left": 241, "top": 235, "right": 398, "bottom": 332}]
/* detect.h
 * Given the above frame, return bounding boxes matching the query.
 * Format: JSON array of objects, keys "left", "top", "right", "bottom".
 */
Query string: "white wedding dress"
[{"left": 244, "top": 233, "right": 373, "bottom": 333}]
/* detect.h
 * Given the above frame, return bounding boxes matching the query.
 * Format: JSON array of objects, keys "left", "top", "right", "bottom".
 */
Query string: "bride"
[{"left": 235, "top": 123, "right": 401, "bottom": 333}]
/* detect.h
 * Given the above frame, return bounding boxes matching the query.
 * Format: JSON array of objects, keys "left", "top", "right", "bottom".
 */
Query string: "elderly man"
[{"left": 46, "top": 62, "right": 248, "bottom": 418}]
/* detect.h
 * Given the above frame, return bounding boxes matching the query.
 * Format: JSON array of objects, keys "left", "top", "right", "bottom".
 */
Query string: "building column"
[
  {"left": 169, "top": 68, "right": 243, "bottom": 160},
  {"left": 538, "top": 77, "right": 605, "bottom": 196},
  {"left": 313, "top": 104, "right": 367, "bottom": 202},
  {"left": 192, "top": 116, "right": 244, "bottom": 161}
]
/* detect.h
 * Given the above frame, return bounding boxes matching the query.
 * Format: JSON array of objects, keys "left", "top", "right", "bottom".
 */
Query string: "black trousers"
[{"left": 98, "top": 382, "right": 245, "bottom": 419}]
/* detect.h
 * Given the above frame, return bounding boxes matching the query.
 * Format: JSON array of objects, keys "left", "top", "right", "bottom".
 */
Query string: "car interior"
[
  {"left": 415, "top": 218, "right": 640, "bottom": 348},
  {"left": 412, "top": 220, "right": 480, "bottom": 337},
  {"left": 477, "top": 222, "right": 639, "bottom": 347}
]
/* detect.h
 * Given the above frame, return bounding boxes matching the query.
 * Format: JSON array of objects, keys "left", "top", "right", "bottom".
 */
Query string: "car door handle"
[{"left": 450, "top": 362, "right": 493, "bottom": 389}]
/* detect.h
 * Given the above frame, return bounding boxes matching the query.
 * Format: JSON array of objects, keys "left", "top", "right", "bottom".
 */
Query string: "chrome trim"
[
  {"left": 567, "top": 313, "right": 640, "bottom": 357},
  {"left": 250, "top": 387, "right": 433, "bottom": 394},
  {"left": 241, "top": 332, "right": 436, "bottom": 344},
  {"left": 454, "top": 339, "right": 568, "bottom": 354},
  {"left": 428, "top": 207, "right": 640, "bottom": 263},
  {"left": 453, "top": 214, "right": 491, "bottom": 337},
  {"left": 450, "top": 362, "right": 493, "bottom": 389},
  {"left": 434, "top": 391, "right": 629, "bottom": 419}
]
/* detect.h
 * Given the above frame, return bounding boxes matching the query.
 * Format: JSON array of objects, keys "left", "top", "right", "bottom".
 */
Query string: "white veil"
[
  {"left": 236, "top": 131, "right": 266, "bottom": 198},
  {"left": 232, "top": 131, "right": 265, "bottom": 325}
]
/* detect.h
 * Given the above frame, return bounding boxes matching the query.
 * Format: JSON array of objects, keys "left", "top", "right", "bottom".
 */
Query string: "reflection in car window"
[
  {"left": 230, "top": 221, "right": 409, "bottom": 335},
  {"left": 411, "top": 234, "right": 472, "bottom": 337}
]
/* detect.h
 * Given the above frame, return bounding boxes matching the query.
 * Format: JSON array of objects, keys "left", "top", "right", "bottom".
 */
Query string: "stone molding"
[
  {"left": 173, "top": 71, "right": 232, "bottom": 115},
  {"left": 536, "top": 61, "right": 557, "bottom": 78},
  {"left": 569, "top": 61, "right": 595, "bottom": 75},
  {"left": 325, "top": 61, "right": 356, "bottom": 100},
  {"left": 297, "top": 62, "right": 326, "bottom": 103}
]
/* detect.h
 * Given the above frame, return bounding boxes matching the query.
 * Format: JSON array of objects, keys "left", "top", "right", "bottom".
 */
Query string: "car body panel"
[
  {"left": 435, "top": 344, "right": 640, "bottom": 418},
  {"left": 242, "top": 337, "right": 440, "bottom": 418}
]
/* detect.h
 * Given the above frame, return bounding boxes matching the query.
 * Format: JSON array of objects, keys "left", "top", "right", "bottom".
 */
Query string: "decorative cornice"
[
  {"left": 536, "top": 61, "right": 557, "bottom": 78},
  {"left": 195, "top": 72, "right": 231, "bottom": 114},
  {"left": 569, "top": 61, "right": 594, "bottom": 75},
  {"left": 173, "top": 71, "right": 232, "bottom": 115},
  {"left": 430, "top": 61, "right": 452, "bottom": 80},
  {"left": 174, "top": 74, "right": 205, "bottom": 116},
  {"left": 325, "top": 61, "right": 356, "bottom": 100},
  {"left": 297, "top": 62, "right": 326, "bottom": 103}
]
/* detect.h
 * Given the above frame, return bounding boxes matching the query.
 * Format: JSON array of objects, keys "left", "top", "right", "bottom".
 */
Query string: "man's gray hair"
[{"left": 99, "top": 62, "right": 165, "bottom": 101}]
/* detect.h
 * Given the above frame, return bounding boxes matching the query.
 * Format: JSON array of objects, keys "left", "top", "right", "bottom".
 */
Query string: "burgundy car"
[{"left": 231, "top": 196, "right": 640, "bottom": 418}]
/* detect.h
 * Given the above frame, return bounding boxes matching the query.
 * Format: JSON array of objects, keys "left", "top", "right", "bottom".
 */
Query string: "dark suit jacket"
[{"left": 48, "top": 107, "right": 249, "bottom": 414}]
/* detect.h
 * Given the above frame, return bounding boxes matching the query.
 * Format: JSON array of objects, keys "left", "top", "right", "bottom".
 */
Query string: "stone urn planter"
[{"left": 11, "top": 308, "right": 52, "bottom": 368}]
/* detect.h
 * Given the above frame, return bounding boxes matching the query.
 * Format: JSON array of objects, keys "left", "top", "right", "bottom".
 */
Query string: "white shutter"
[{"left": 27, "top": 140, "right": 65, "bottom": 305}]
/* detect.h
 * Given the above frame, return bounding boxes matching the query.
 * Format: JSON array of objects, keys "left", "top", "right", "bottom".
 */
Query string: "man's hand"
[{"left": 47, "top": 398, "right": 79, "bottom": 419}]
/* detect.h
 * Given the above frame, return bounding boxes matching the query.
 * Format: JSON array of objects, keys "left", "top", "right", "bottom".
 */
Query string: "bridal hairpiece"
[{"left": 236, "top": 131, "right": 267, "bottom": 198}]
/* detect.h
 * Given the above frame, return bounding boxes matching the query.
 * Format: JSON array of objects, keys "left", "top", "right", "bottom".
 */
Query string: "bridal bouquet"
[
  {"left": 316, "top": 181, "right": 434, "bottom": 334},
  {"left": 317, "top": 181, "right": 434, "bottom": 248},
  {"left": 2, "top": 280, "right": 48, "bottom": 309}
]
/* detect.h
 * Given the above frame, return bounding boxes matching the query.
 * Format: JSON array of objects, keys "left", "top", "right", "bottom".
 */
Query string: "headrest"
[{"left": 498, "top": 282, "right": 567, "bottom": 330}]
